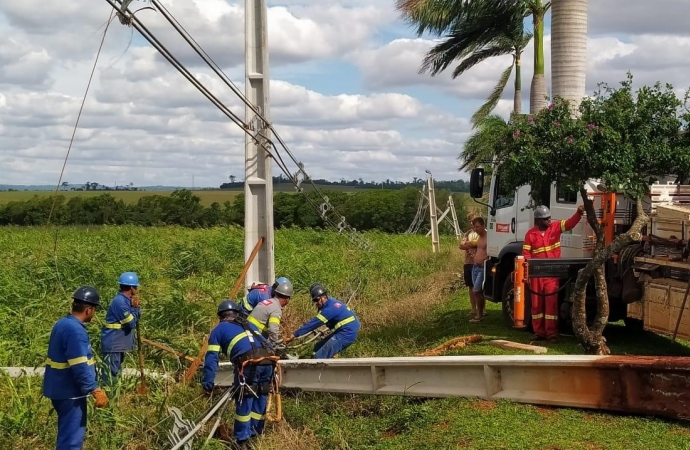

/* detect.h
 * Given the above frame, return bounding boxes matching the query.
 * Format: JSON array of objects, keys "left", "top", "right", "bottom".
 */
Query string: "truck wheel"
[{"left": 501, "top": 272, "right": 532, "bottom": 331}]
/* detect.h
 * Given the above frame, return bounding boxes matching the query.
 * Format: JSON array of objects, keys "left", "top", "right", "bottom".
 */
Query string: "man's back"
[{"left": 248, "top": 298, "right": 283, "bottom": 343}]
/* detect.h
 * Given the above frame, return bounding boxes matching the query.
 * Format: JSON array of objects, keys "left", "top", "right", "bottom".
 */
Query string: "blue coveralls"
[
  {"left": 294, "top": 297, "right": 361, "bottom": 359},
  {"left": 239, "top": 283, "right": 272, "bottom": 316},
  {"left": 202, "top": 320, "right": 275, "bottom": 442},
  {"left": 100, "top": 292, "right": 140, "bottom": 385},
  {"left": 43, "top": 314, "right": 99, "bottom": 450}
]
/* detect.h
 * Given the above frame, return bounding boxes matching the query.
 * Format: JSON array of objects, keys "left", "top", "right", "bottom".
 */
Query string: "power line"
[{"left": 106, "top": 0, "right": 371, "bottom": 248}]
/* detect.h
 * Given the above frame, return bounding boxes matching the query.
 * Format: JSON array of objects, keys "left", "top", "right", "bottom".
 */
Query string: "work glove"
[
  {"left": 92, "top": 388, "right": 109, "bottom": 408},
  {"left": 131, "top": 296, "right": 141, "bottom": 308}
]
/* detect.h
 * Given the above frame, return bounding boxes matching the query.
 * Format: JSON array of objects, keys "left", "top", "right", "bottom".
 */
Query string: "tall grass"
[
  {"left": 0, "top": 226, "right": 461, "bottom": 449},
  {"left": 2, "top": 227, "right": 690, "bottom": 449}
]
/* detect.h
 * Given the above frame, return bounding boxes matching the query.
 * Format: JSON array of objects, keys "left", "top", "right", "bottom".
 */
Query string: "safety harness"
[{"left": 232, "top": 317, "right": 280, "bottom": 400}]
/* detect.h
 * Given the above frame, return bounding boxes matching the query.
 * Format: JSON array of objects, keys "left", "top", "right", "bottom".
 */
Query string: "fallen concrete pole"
[{"left": 216, "top": 355, "right": 690, "bottom": 421}]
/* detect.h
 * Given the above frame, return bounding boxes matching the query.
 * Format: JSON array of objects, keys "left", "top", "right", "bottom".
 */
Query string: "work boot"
[
  {"left": 529, "top": 334, "right": 546, "bottom": 341},
  {"left": 231, "top": 440, "right": 250, "bottom": 450},
  {"left": 547, "top": 337, "right": 559, "bottom": 344}
]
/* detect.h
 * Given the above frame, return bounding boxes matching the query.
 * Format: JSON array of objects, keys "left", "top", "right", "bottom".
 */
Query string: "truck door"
[
  {"left": 515, "top": 184, "right": 534, "bottom": 243},
  {"left": 487, "top": 172, "right": 518, "bottom": 258}
]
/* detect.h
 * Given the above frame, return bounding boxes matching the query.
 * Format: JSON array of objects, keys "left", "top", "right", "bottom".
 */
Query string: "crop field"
[{"left": 1, "top": 227, "right": 689, "bottom": 449}]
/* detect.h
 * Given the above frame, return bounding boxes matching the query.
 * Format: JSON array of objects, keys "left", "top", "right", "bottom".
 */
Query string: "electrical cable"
[
  {"left": 47, "top": 10, "right": 116, "bottom": 227},
  {"left": 105, "top": 0, "right": 371, "bottom": 248}
]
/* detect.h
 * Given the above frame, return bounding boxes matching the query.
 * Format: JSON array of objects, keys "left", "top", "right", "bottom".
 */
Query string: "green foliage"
[
  {"left": 499, "top": 74, "right": 690, "bottom": 200},
  {"left": 0, "top": 189, "right": 470, "bottom": 234},
  {"left": 397, "top": 0, "right": 531, "bottom": 122},
  {"left": 1, "top": 227, "right": 690, "bottom": 449},
  {"left": 459, "top": 114, "right": 512, "bottom": 171}
]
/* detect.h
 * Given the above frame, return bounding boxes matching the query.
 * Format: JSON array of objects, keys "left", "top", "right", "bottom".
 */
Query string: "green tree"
[
  {"left": 397, "top": 0, "right": 551, "bottom": 118},
  {"left": 397, "top": 0, "right": 531, "bottom": 125},
  {"left": 459, "top": 115, "right": 512, "bottom": 171},
  {"left": 498, "top": 75, "right": 690, "bottom": 354}
]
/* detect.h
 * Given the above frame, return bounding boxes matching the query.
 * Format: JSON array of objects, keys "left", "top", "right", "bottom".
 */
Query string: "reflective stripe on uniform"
[
  {"left": 532, "top": 313, "right": 544, "bottom": 319},
  {"left": 46, "top": 356, "right": 95, "bottom": 369},
  {"left": 268, "top": 316, "right": 280, "bottom": 325},
  {"left": 105, "top": 312, "right": 134, "bottom": 329},
  {"left": 207, "top": 344, "right": 221, "bottom": 353},
  {"left": 334, "top": 316, "right": 355, "bottom": 330},
  {"left": 227, "top": 331, "right": 253, "bottom": 355},
  {"left": 250, "top": 412, "right": 265, "bottom": 420},
  {"left": 121, "top": 313, "right": 134, "bottom": 324},
  {"left": 242, "top": 298, "right": 253, "bottom": 313},
  {"left": 523, "top": 244, "right": 531, "bottom": 251},
  {"left": 235, "top": 414, "right": 251, "bottom": 422},
  {"left": 316, "top": 314, "right": 328, "bottom": 323},
  {"left": 560, "top": 220, "right": 567, "bottom": 232},
  {"left": 531, "top": 243, "right": 560, "bottom": 255},
  {"left": 247, "top": 315, "right": 266, "bottom": 331},
  {"left": 545, "top": 314, "right": 558, "bottom": 320}
]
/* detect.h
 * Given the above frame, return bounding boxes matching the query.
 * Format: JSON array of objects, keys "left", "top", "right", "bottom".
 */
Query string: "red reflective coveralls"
[{"left": 522, "top": 210, "right": 583, "bottom": 338}]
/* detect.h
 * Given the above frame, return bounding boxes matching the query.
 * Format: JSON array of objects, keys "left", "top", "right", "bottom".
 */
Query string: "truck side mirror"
[{"left": 469, "top": 168, "right": 484, "bottom": 199}]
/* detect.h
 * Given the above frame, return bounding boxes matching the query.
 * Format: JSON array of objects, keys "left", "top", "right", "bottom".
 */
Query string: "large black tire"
[{"left": 501, "top": 272, "right": 532, "bottom": 331}]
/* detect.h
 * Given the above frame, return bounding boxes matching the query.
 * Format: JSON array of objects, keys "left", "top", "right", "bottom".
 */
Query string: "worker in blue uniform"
[
  {"left": 288, "top": 284, "right": 361, "bottom": 359},
  {"left": 202, "top": 299, "right": 278, "bottom": 450},
  {"left": 239, "top": 276, "right": 291, "bottom": 316},
  {"left": 43, "top": 286, "right": 109, "bottom": 450},
  {"left": 101, "top": 272, "right": 141, "bottom": 385}
]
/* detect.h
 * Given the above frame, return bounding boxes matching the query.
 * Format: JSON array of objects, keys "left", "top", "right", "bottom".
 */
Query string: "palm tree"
[
  {"left": 551, "top": 0, "right": 588, "bottom": 113},
  {"left": 397, "top": 0, "right": 551, "bottom": 116},
  {"left": 459, "top": 115, "right": 511, "bottom": 171},
  {"left": 397, "top": 0, "right": 531, "bottom": 126},
  {"left": 527, "top": 0, "right": 550, "bottom": 114}
]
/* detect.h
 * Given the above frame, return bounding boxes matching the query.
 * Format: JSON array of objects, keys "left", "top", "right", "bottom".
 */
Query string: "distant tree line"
[
  {"left": 220, "top": 175, "right": 471, "bottom": 192},
  {"left": 0, "top": 189, "right": 471, "bottom": 234}
]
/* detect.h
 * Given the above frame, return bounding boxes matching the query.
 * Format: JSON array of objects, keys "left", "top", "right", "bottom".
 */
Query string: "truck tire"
[{"left": 501, "top": 271, "right": 532, "bottom": 331}]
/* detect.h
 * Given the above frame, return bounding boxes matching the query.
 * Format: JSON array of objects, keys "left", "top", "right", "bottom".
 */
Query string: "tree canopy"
[{"left": 499, "top": 74, "right": 690, "bottom": 203}]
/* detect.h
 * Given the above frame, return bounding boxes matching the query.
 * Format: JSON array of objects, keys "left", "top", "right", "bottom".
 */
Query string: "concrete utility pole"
[
  {"left": 426, "top": 170, "right": 440, "bottom": 253},
  {"left": 448, "top": 195, "right": 461, "bottom": 240},
  {"left": 244, "top": 0, "right": 274, "bottom": 288}
]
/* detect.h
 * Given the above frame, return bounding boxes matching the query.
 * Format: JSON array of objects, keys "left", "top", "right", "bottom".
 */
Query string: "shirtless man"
[
  {"left": 459, "top": 213, "right": 480, "bottom": 317},
  {"left": 469, "top": 217, "right": 488, "bottom": 323}
]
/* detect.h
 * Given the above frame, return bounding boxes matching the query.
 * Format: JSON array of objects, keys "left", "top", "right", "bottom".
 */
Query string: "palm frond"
[
  {"left": 471, "top": 64, "right": 514, "bottom": 127},
  {"left": 451, "top": 45, "right": 513, "bottom": 78},
  {"left": 460, "top": 115, "right": 511, "bottom": 170}
]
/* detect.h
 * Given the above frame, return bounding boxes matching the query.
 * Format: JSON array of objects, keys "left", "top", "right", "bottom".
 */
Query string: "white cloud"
[{"left": 1, "top": 0, "right": 689, "bottom": 188}]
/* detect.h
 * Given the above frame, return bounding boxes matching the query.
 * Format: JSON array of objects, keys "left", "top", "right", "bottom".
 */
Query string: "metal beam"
[
  {"left": 244, "top": 0, "right": 274, "bottom": 289},
  {"left": 215, "top": 355, "right": 690, "bottom": 421}
]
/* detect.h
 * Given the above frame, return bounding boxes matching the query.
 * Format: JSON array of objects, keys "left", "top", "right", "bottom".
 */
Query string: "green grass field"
[{"left": 1, "top": 227, "right": 688, "bottom": 449}]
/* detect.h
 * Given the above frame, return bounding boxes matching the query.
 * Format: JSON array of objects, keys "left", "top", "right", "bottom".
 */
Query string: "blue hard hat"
[
  {"left": 276, "top": 276, "right": 290, "bottom": 285},
  {"left": 72, "top": 285, "right": 101, "bottom": 307},
  {"left": 118, "top": 272, "right": 140, "bottom": 287},
  {"left": 218, "top": 299, "right": 241, "bottom": 316}
]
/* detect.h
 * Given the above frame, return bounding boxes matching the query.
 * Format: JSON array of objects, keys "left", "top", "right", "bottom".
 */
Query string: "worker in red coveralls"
[{"left": 522, "top": 204, "right": 584, "bottom": 343}]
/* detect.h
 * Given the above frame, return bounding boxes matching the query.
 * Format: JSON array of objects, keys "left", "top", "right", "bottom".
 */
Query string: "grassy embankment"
[{"left": 0, "top": 227, "right": 689, "bottom": 449}]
